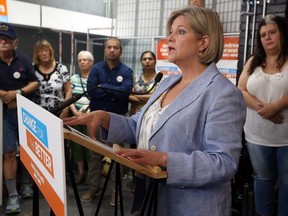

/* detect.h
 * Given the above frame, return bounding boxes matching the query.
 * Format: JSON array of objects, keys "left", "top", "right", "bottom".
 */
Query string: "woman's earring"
[{"left": 198, "top": 50, "right": 204, "bottom": 57}]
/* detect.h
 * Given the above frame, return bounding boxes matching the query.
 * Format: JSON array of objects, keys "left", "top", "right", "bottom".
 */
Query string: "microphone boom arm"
[{"left": 50, "top": 72, "right": 163, "bottom": 116}]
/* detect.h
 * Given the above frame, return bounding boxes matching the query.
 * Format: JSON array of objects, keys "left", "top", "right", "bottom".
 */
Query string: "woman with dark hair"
[
  {"left": 238, "top": 14, "right": 288, "bottom": 216},
  {"left": 129, "top": 51, "right": 159, "bottom": 115}
]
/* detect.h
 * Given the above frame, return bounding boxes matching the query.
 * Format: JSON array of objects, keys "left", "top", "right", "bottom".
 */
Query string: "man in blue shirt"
[
  {"left": 81, "top": 37, "right": 133, "bottom": 204},
  {"left": 0, "top": 22, "right": 39, "bottom": 214},
  {"left": 87, "top": 39, "right": 133, "bottom": 114}
]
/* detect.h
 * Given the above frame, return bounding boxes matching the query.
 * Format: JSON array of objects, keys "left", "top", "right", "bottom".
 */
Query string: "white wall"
[{"left": 7, "top": 0, "right": 114, "bottom": 36}]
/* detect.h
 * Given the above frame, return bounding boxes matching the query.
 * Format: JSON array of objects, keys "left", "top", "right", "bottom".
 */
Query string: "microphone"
[
  {"left": 97, "top": 72, "right": 163, "bottom": 95},
  {"left": 50, "top": 90, "right": 93, "bottom": 115},
  {"left": 50, "top": 72, "right": 163, "bottom": 115}
]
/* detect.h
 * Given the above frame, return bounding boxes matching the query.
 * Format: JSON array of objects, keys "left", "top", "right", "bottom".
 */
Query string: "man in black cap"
[{"left": 0, "top": 22, "right": 39, "bottom": 215}]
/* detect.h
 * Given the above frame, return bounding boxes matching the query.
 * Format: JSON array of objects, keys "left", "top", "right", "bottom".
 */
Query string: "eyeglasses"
[
  {"left": 37, "top": 49, "right": 50, "bottom": 55},
  {"left": 78, "top": 58, "right": 91, "bottom": 62}
]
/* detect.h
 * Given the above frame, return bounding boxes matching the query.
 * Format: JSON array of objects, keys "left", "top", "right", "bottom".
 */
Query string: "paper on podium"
[{"left": 63, "top": 125, "right": 167, "bottom": 179}]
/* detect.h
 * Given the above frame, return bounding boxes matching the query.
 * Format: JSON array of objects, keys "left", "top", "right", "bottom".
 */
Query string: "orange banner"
[
  {"left": 157, "top": 39, "right": 169, "bottom": 60},
  {"left": 26, "top": 130, "right": 54, "bottom": 178},
  {"left": 221, "top": 36, "right": 239, "bottom": 60},
  {"left": 20, "top": 146, "right": 64, "bottom": 216},
  {"left": 0, "top": 0, "right": 8, "bottom": 16}
]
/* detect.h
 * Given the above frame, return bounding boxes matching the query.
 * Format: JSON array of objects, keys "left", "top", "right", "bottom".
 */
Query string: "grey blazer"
[{"left": 102, "top": 63, "right": 246, "bottom": 216}]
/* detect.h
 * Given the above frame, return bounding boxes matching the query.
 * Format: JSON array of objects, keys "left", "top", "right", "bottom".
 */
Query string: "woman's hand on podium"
[
  {"left": 63, "top": 110, "right": 110, "bottom": 140},
  {"left": 115, "top": 147, "right": 167, "bottom": 168}
]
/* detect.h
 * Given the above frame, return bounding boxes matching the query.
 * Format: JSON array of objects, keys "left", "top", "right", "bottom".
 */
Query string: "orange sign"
[
  {"left": 20, "top": 146, "right": 64, "bottom": 216},
  {"left": 157, "top": 39, "right": 169, "bottom": 60},
  {"left": 0, "top": 0, "right": 7, "bottom": 16},
  {"left": 18, "top": 96, "right": 67, "bottom": 215},
  {"left": 221, "top": 36, "right": 239, "bottom": 60},
  {"left": 26, "top": 130, "right": 54, "bottom": 178}
]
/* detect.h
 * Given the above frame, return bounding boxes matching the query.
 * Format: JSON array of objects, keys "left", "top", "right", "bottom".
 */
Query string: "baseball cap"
[{"left": 0, "top": 22, "right": 17, "bottom": 39}]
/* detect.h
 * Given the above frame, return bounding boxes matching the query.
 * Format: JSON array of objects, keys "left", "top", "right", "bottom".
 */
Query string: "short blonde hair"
[
  {"left": 33, "top": 39, "right": 55, "bottom": 65},
  {"left": 167, "top": 6, "right": 223, "bottom": 64}
]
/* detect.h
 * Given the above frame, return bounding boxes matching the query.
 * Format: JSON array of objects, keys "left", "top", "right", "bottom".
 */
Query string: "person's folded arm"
[{"left": 237, "top": 59, "right": 264, "bottom": 111}]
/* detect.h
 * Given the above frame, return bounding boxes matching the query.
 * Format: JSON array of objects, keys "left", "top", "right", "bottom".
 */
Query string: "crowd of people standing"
[{"left": 1, "top": 2, "right": 288, "bottom": 215}]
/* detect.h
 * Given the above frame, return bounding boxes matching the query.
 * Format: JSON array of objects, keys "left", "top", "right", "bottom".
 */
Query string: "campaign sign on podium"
[{"left": 17, "top": 95, "right": 67, "bottom": 216}]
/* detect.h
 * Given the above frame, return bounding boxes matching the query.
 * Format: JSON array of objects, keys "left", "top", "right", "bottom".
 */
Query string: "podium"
[{"left": 63, "top": 125, "right": 167, "bottom": 216}]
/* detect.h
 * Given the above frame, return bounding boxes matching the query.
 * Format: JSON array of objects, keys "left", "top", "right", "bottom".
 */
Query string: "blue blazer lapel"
[{"left": 150, "top": 63, "right": 220, "bottom": 138}]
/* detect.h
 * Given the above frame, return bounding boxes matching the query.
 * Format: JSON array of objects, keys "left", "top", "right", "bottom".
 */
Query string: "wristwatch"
[{"left": 16, "top": 89, "right": 22, "bottom": 95}]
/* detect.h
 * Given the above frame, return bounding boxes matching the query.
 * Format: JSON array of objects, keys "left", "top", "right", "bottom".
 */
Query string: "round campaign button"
[
  {"left": 13, "top": 71, "right": 21, "bottom": 79},
  {"left": 117, "top": 76, "right": 123, "bottom": 82}
]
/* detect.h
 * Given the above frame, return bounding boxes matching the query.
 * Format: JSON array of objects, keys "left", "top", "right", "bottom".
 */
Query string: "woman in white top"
[{"left": 238, "top": 14, "right": 288, "bottom": 216}]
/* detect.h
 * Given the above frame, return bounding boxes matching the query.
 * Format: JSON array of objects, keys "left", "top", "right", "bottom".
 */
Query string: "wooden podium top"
[{"left": 63, "top": 126, "right": 167, "bottom": 179}]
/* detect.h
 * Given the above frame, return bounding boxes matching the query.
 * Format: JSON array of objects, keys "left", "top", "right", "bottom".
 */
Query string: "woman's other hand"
[{"left": 116, "top": 148, "right": 167, "bottom": 168}]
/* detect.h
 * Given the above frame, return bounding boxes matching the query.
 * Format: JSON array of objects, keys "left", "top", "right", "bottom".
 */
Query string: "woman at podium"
[{"left": 64, "top": 6, "right": 246, "bottom": 216}]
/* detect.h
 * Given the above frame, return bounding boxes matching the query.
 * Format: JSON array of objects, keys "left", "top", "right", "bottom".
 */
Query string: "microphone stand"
[
  {"left": 96, "top": 79, "right": 159, "bottom": 95},
  {"left": 49, "top": 86, "right": 97, "bottom": 116},
  {"left": 49, "top": 72, "right": 162, "bottom": 215},
  {"left": 50, "top": 72, "right": 163, "bottom": 116}
]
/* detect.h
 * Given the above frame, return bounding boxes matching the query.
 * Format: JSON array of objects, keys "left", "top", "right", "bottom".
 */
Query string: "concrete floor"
[
  {"left": 0, "top": 175, "right": 255, "bottom": 216},
  {"left": 0, "top": 172, "right": 134, "bottom": 216},
  {"left": 0, "top": 157, "right": 253, "bottom": 216}
]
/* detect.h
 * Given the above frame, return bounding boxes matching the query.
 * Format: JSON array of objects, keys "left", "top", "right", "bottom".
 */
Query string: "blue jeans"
[{"left": 246, "top": 142, "right": 288, "bottom": 216}]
